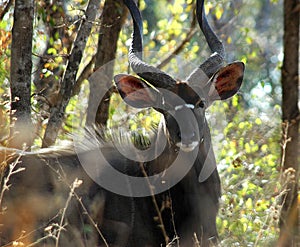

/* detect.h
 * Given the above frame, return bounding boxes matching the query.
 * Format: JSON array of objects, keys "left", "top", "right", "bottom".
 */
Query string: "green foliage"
[
  {"left": 208, "top": 96, "right": 282, "bottom": 246},
  {"left": 0, "top": 0, "right": 286, "bottom": 245}
]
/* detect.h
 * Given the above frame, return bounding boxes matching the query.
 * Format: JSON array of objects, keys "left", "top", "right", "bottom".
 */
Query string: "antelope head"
[{"left": 114, "top": 0, "right": 244, "bottom": 153}]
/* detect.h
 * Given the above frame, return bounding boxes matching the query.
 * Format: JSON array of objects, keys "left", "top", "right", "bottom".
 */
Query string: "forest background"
[{"left": 0, "top": 0, "right": 298, "bottom": 246}]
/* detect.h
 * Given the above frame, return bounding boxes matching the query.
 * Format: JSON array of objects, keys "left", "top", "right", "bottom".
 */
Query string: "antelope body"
[{"left": 110, "top": 0, "right": 244, "bottom": 245}]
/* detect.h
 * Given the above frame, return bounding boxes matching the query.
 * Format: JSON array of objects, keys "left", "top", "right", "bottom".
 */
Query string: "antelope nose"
[{"left": 181, "top": 131, "right": 196, "bottom": 145}]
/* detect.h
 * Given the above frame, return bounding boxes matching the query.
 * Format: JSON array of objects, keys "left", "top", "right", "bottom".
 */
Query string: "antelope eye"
[{"left": 195, "top": 99, "right": 206, "bottom": 108}]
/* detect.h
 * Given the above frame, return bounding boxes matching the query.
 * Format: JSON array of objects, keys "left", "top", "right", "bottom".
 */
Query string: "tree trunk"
[
  {"left": 33, "top": 0, "right": 75, "bottom": 142},
  {"left": 279, "top": 0, "right": 299, "bottom": 246},
  {"left": 86, "top": 0, "right": 127, "bottom": 126},
  {"left": 42, "top": 0, "right": 99, "bottom": 147},
  {"left": 10, "top": 0, "right": 34, "bottom": 149}
]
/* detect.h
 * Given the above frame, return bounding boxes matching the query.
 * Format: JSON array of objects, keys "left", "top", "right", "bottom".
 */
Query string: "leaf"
[
  {"left": 47, "top": 47, "right": 57, "bottom": 55},
  {"left": 215, "top": 6, "right": 224, "bottom": 20},
  {"left": 245, "top": 198, "right": 253, "bottom": 210}
]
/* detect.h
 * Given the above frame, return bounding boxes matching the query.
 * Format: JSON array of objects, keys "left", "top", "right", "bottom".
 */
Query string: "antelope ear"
[
  {"left": 114, "top": 74, "right": 161, "bottom": 108},
  {"left": 206, "top": 62, "right": 244, "bottom": 101}
]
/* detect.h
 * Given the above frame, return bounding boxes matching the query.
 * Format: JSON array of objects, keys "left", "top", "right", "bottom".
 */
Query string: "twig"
[
  {"left": 253, "top": 187, "right": 288, "bottom": 247},
  {"left": 55, "top": 178, "right": 82, "bottom": 247},
  {"left": 157, "top": 28, "right": 197, "bottom": 70},
  {"left": 254, "top": 122, "right": 296, "bottom": 246},
  {"left": 279, "top": 121, "right": 291, "bottom": 181},
  {"left": 167, "top": 191, "right": 180, "bottom": 247},
  {"left": 26, "top": 230, "right": 57, "bottom": 247},
  {"left": 193, "top": 232, "right": 201, "bottom": 247},
  {"left": 139, "top": 162, "right": 170, "bottom": 245},
  {"left": 71, "top": 188, "right": 109, "bottom": 247},
  {"left": 43, "top": 160, "right": 109, "bottom": 247},
  {"left": 0, "top": 153, "right": 25, "bottom": 209},
  {"left": 32, "top": 52, "right": 70, "bottom": 60},
  {"left": 0, "top": 214, "right": 62, "bottom": 247}
]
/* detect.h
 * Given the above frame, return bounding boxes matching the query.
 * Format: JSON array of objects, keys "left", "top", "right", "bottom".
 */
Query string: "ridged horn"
[
  {"left": 123, "top": 0, "right": 176, "bottom": 89},
  {"left": 187, "top": 0, "right": 225, "bottom": 84}
]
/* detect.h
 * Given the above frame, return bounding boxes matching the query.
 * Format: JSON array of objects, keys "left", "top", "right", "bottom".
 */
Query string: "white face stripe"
[
  {"left": 174, "top": 104, "right": 195, "bottom": 111},
  {"left": 176, "top": 141, "right": 199, "bottom": 152}
]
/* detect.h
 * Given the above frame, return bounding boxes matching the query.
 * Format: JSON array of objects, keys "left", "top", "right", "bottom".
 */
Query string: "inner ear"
[
  {"left": 114, "top": 74, "right": 161, "bottom": 108},
  {"left": 207, "top": 62, "right": 245, "bottom": 101}
]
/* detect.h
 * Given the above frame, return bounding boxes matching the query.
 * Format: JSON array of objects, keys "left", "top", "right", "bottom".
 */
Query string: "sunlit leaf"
[{"left": 215, "top": 6, "right": 224, "bottom": 20}]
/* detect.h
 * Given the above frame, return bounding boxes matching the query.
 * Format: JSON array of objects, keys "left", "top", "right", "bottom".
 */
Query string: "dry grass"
[{"left": 0, "top": 148, "right": 108, "bottom": 247}]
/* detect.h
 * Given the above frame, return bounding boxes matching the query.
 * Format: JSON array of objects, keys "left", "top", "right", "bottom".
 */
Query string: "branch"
[
  {"left": 72, "top": 55, "right": 96, "bottom": 97},
  {"left": 0, "top": 0, "right": 13, "bottom": 21},
  {"left": 157, "top": 3, "right": 197, "bottom": 70}
]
